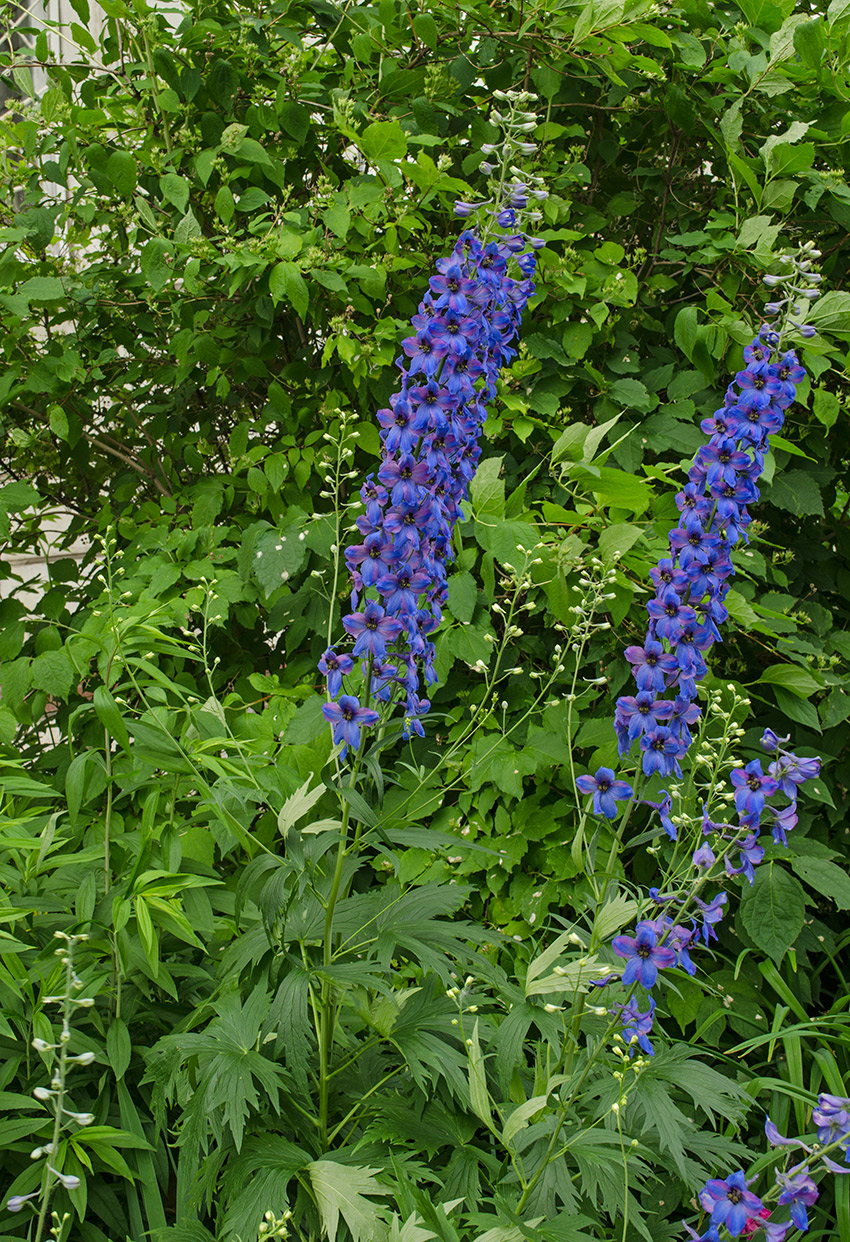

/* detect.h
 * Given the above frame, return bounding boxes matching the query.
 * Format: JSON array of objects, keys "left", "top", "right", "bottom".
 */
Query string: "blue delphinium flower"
[
  {"left": 322, "top": 696, "right": 381, "bottom": 759},
  {"left": 611, "top": 920, "right": 677, "bottom": 989},
  {"left": 614, "top": 996, "right": 656, "bottom": 1056},
  {"left": 730, "top": 759, "right": 780, "bottom": 823},
  {"left": 321, "top": 163, "right": 544, "bottom": 744},
  {"left": 776, "top": 1167, "right": 819, "bottom": 1230},
  {"left": 698, "top": 1169, "right": 765, "bottom": 1236},
  {"left": 605, "top": 315, "right": 816, "bottom": 787},
  {"left": 575, "top": 767, "right": 634, "bottom": 819},
  {"left": 811, "top": 1093, "right": 850, "bottom": 1154}
]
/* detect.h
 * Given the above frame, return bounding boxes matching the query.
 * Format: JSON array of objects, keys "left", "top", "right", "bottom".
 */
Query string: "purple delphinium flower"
[
  {"left": 613, "top": 996, "right": 656, "bottom": 1056},
  {"left": 730, "top": 760, "right": 779, "bottom": 824},
  {"left": 811, "top": 1093, "right": 850, "bottom": 1152},
  {"left": 698, "top": 1169, "right": 765, "bottom": 1236},
  {"left": 612, "top": 920, "right": 677, "bottom": 990},
  {"left": 320, "top": 196, "right": 542, "bottom": 744},
  {"left": 764, "top": 1116, "right": 812, "bottom": 1152},
  {"left": 776, "top": 1168, "right": 819, "bottom": 1231},
  {"left": 575, "top": 768, "right": 634, "bottom": 819},
  {"left": 643, "top": 789, "right": 678, "bottom": 840},
  {"left": 682, "top": 1224, "right": 721, "bottom": 1242},
  {"left": 768, "top": 751, "right": 822, "bottom": 798},
  {"left": 609, "top": 322, "right": 809, "bottom": 782},
  {"left": 694, "top": 892, "right": 727, "bottom": 944},
  {"left": 318, "top": 649, "right": 354, "bottom": 698},
  {"left": 724, "top": 833, "right": 764, "bottom": 885},
  {"left": 322, "top": 696, "right": 380, "bottom": 758}
]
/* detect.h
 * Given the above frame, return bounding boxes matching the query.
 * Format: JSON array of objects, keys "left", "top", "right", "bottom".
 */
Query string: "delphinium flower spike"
[
  {"left": 4, "top": 932, "right": 94, "bottom": 1233},
  {"left": 321, "top": 91, "right": 546, "bottom": 753}
]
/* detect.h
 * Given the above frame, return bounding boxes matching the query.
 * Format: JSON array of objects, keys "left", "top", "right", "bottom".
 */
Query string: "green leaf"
[
  {"left": 793, "top": 17, "right": 825, "bottom": 65},
  {"left": 236, "top": 187, "right": 270, "bottom": 212},
  {"left": 141, "top": 238, "right": 172, "bottom": 291},
  {"left": 31, "top": 649, "right": 76, "bottom": 699},
  {"left": 277, "top": 779, "right": 325, "bottom": 835},
  {"left": 269, "top": 261, "right": 309, "bottom": 318},
  {"left": 598, "top": 522, "right": 643, "bottom": 563},
  {"left": 739, "top": 864, "right": 806, "bottom": 963},
  {"left": 93, "top": 685, "right": 131, "bottom": 751},
  {"left": 214, "top": 185, "right": 235, "bottom": 224},
  {"left": 307, "top": 1161, "right": 388, "bottom": 1242},
  {"left": 447, "top": 571, "right": 477, "bottom": 624},
  {"left": 160, "top": 172, "right": 190, "bottom": 212},
  {"left": 220, "top": 122, "right": 248, "bottom": 152},
  {"left": 756, "top": 663, "right": 823, "bottom": 697},
  {"left": 467, "top": 1017, "right": 492, "bottom": 1128},
  {"left": 21, "top": 276, "right": 64, "bottom": 303},
  {"left": 674, "top": 306, "right": 698, "bottom": 360},
  {"left": 607, "top": 378, "right": 652, "bottom": 413},
  {"left": 253, "top": 525, "right": 307, "bottom": 595},
  {"left": 323, "top": 198, "right": 350, "bottom": 239},
  {"left": 282, "top": 696, "right": 328, "bottom": 745},
  {"left": 767, "top": 469, "right": 823, "bottom": 517},
  {"left": 107, "top": 149, "right": 138, "bottom": 197},
  {"left": 470, "top": 456, "right": 504, "bottom": 520},
  {"left": 107, "top": 1017, "right": 131, "bottom": 1079},
  {"left": 413, "top": 12, "right": 438, "bottom": 48},
  {"left": 174, "top": 209, "right": 201, "bottom": 244},
  {"left": 360, "top": 121, "right": 407, "bottom": 164},
  {"left": 790, "top": 856, "right": 850, "bottom": 910},
  {"left": 49, "top": 405, "right": 69, "bottom": 440}
]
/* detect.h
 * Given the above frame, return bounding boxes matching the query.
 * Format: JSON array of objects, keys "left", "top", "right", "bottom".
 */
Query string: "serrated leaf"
[
  {"left": 31, "top": 649, "right": 76, "bottom": 699},
  {"left": 21, "top": 276, "right": 64, "bottom": 303},
  {"left": 160, "top": 172, "right": 190, "bottom": 212},
  {"left": 307, "top": 1161, "right": 388, "bottom": 1242},
  {"left": 277, "top": 779, "right": 325, "bottom": 835}
]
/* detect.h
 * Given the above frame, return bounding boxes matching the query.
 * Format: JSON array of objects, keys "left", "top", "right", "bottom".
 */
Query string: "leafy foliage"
[{"left": 0, "top": 0, "right": 849, "bottom": 1239}]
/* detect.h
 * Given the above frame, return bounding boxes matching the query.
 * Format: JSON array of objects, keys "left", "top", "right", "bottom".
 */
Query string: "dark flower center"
[
  {"left": 637, "top": 944, "right": 652, "bottom": 958},
  {"left": 598, "top": 780, "right": 610, "bottom": 792},
  {"left": 728, "top": 1188, "right": 742, "bottom": 1204},
  {"left": 753, "top": 376, "right": 764, "bottom": 388},
  {"left": 420, "top": 340, "right": 431, "bottom": 353},
  {"left": 747, "top": 775, "right": 761, "bottom": 790},
  {"left": 639, "top": 704, "right": 650, "bottom": 715},
  {"left": 688, "top": 533, "right": 701, "bottom": 546},
  {"left": 342, "top": 706, "right": 354, "bottom": 720},
  {"left": 448, "top": 278, "right": 460, "bottom": 291},
  {"left": 665, "top": 604, "right": 678, "bottom": 617},
  {"left": 646, "top": 653, "right": 658, "bottom": 667},
  {"left": 366, "top": 619, "right": 378, "bottom": 631},
  {"left": 400, "top": 466, "right": 412, "bottom": 479}
]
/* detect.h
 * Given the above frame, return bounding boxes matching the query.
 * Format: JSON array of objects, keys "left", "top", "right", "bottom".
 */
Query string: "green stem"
[
  {"left": 317, "top": 663, "right": 373, "bottom": 1150},
  {"left": 34, "top": 951, "right": 73, "bottom": 1242}
]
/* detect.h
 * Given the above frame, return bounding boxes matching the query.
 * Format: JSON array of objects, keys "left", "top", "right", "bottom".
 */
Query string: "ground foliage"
[{"left": 0, "top": 0, "right": 850, "bottom": 1238}]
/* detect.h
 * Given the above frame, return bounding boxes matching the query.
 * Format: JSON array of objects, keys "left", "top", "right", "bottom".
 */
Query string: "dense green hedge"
[{"left": 1, "top": 0, "right": 850, "bottom": 1237}]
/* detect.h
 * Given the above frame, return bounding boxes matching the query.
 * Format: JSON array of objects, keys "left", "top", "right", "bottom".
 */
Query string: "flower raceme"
[{"left": 321, "top": 216, "right": 541, "bottom": 752}]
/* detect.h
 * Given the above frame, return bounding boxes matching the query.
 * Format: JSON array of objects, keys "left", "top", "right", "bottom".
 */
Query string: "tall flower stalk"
[
  {"left": 571, "top": 249, "right": 837, "bottom": 1241},
  {"left": 320, "top": 90, "right": 546, "bottom": 752}
]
